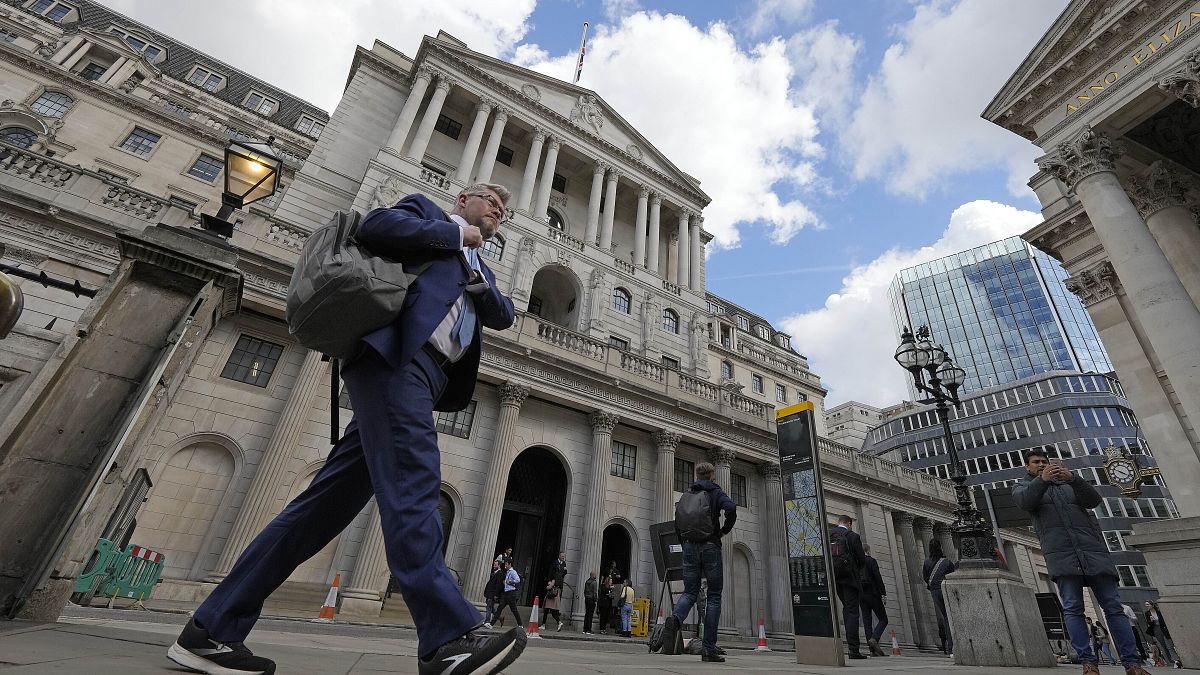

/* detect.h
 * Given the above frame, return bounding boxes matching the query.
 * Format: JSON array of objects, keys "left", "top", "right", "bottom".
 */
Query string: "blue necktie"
[{"left": 451, "top": 249, "right": 479, "bottom": 349}]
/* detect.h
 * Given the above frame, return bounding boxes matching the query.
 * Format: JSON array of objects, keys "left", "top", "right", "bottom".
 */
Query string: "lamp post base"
[{"left": 942, "top": 567, "right": 1057, "bottom": 667}]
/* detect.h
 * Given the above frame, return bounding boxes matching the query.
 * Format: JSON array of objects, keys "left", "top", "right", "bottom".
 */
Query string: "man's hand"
[
  {"left": 1041, "top": 464, "right": 1058, "bottom": 482},
  {"left": 462, "top": 225, "right": 483, "bottom": 248}
]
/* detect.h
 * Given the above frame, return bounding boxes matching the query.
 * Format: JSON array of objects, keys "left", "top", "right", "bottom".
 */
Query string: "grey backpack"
[
  {"left": 286, "top": 210, "right": 429, "bottom": 359},
  {"left": 674, "top": 487, "right": 715, "bottom": 542}
]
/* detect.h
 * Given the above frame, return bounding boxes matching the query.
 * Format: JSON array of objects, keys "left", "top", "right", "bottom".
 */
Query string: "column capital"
[
  {"left": 1064, "top": 260, "right": 1121, "bottom": 307},
  {"left": 493, "top": 107, "right": 511, "bottom": 122},
  {"left": 589, "top": 410, "right": 619, "bottom": 432},
  {"left": 914, "top": 517, "right": 935, "bottom": 534},
  {"left": 607, "top": 168, "right": 622, "bottom": 182},
  {"left": 1129, "top": 160, "right": 1191, "bottom": 218},
  {"left": 434, "top": 74, "right": 457, "bottom": 92},
  {"left": 652, "top": 429, "right": 680, "bottom": 452},
  {"left": 680, "top": 207, "right": 695, "bottom": 219},
  {"left": 897, "top": 512, "right": 916, "bottom": 526},
  {"left": 475, "top": 97, "right": 497, "bottom": 115},
  {"left": 498, "top": 381, "right": 530, "bottom": 405},
  {"left": 638, "top": 185, "right": 650, "bottom": 199},
  {"left": 546, "top": 136, "right": 562, "bottom": 152},
  {"left": 1158, "top": 51, "right": 1200, "bottom": 107},
  {"left": 413, "top": 63, "right": 437, "bottom": 83},
  {"left": 593, "top": 159, "right": 610, "bottom": 176},
  {"left": 757, "top": 461, "right": 781, "bottom": 480},
  {"left": 932, "top": 522, "right": 953, "bottom": 536},
  {"left": 707, "top": 447, "right": 736, "bottom": 466},
  {"left": 650, "top": 192, "right": 662, "bottom": 207},
  {"left": 1036, "top": 126, "right": 1122, "bottom": 192}
]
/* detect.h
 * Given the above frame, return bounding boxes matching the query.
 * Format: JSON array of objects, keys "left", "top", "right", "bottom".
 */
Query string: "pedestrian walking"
[
  {"left": 487, "top": 561, "right": 523, "bottom": 629},
  {"left": 607, "top": 574, "right": 622, "bottom": 634},
  {"left": 166, "top": 185, "right": 524, "bottom": 675},
  {"left": 830, "top": 514, "right": 868, "bottom": 659},
  {"left": 1143, "top": 601, "right": 1181, "bottom": 668},
  {"left": 1087, "top": 617, "right": 1115, "bottom": 665},
  {"left": 482, "top": 561, "right": 505, "bottom": 628},
  {"left": 1013, "top": 449, "right": 1150, "bottom": 675},
  {"left": 1122, "top": 604, "right": 1147, "bottom": 661},
  {"left": 922, "top": 539, "right": 956, "bottom": 658},
  {"left": 659, "top": 461, "right": 737, "bottom": 663},
  {"left": 583, "top": 571, "right": 599, "bottom": 635},
  {"left": 618, "top": 578, "right": 636, "bottom": 638},
  {"left": 859, "top": 543, "right": 889, "bottom": 657},
  {"left": 541, "top": 580, "right": 564, "bottom": 632},
  {"left": 551, "top": 551, "right": 568, "bottom": 587},
  {"left": 598, "top": 574, "right": 613, "bottom": 634}
]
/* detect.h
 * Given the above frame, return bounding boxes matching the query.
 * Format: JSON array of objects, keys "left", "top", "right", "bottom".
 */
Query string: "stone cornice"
[{"left": 1064, "top": 259, "right": 1121, "bottom": 307}]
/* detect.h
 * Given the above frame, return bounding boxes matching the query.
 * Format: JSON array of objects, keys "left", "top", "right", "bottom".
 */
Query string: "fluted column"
[
  {"left": 708, "top": 447, "right": 737, "bottom": 630},
  {"left": 1040, "top": 127, "right": 1200, "bottom": 509},
  {"left": 933, "top": 522, "right": 957, "bottom": 562},
  {"left": 463, "top": 382, "right": 530, "bottom": 602},
  {"left": 1129, "top": 160, "right": 1200, "bottom": 310},
  {"left": 647, "top": 193, "right": 662, "bottom": 273},
  {"left": 633, "top": 187, "right": 649, "bottom": 267},
  {"left": 599, "top": 170, "right": 620, "bottom": 250},
  {"left": 387, "top": 64, "right": 433, "bottom": 153},
  {"left": 585, "top": 161, "right": 607, "bottom": 244},
  {"left": 653, "top": 430, "right": 681, "bottom": 610},
  {"left": 533, "top": 136, "right": 561, "bottom": 220},
  {"left": 213, "top": 350, "right": 327, "bottom": 577},
  {"left": 516, "top": 127, "right": 546, "bottom": 212},
  {"left": 579, "top": 411, "right": 618, "bottom": 618},
  {"left": 455, "top": 98, "right": 494, "bottom": 183},
  {"left": 896, "top": 513, "right": 932, "bottom": 648},
  {"left": 474, "top": 107, "right": 508, "bottom": 184},
  {"left": 883, "top": 507, "right": 918, "bottom": 648},
  {"left": 405, "top": 74, "right": 454, "bottom": 161},
  {"left": 340, "top": 502, "right": 389, "bottom": 616},
  {"left": 689, "top": 216, "right": 703, "bottom": 290},
  {"left": 759, "top": 462, "right": 791, "bottom": 634},
  {"left": 676, "top": 209, "right": 691, "bottom": 287}
]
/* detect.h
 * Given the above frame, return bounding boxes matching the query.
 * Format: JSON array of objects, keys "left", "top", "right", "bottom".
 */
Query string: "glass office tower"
[{"left": 889, "top": 237, "right": 1112, "bottom": 397}]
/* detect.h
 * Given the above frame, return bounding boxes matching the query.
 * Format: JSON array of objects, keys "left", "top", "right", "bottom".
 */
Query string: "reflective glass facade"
[{"left": 889, "top": 237, "right": 1112, "bottom": 397}]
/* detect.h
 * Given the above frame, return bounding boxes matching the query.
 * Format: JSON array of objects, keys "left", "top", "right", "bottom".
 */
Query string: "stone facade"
[{"left": 824, "top": 401, "right": 884, "bottom": 450}]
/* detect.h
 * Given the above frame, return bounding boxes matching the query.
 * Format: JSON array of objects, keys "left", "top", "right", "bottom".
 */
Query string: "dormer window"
[
  {"left": 243, "top": 91, "right": 278, "bottom": 116},
  {"left": 736, "top": 315, "right": 749, "bottom": 331},
  {"left": 187, "top": 66, "right": 225, "bottom": 92},
  {"left": 295, "top": 114, "right": 325, "bottom": 138},
  {"left": 754, "top": 324, "right": 770, "bottom": 340},
  {"left": 28, "top": 0, "right": 73, "bottom": 22},
  {"left": 107, "top": 26, "right": 164, "bottom": 61},
  {"left": 777, "top": 335, "right": 791, "bottom": 349}
]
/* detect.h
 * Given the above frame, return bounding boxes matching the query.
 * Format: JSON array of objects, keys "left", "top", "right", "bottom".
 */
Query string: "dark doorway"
[
  {"left": 495, "top": 447, "right": 568, "bottom": 605},
  {"left": 438, "top": 491, "right": 455, "bottom": 556},
  {"left": 600, "top": 523, "right": 633, "bottom": 584}
]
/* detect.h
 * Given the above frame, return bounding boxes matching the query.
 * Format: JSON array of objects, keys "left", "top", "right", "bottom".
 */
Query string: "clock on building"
[{"left": 1102, "top": 447, "right": 1161, "bottom": 497}]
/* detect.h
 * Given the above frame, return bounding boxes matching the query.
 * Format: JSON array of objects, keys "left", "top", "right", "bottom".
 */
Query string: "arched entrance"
[
  {"left": 733, "top": 547, "right": 754, "bottom": 636},
  {"left": 495, "top": 447, "right": 568, "bottom": 605},
  {"left": 600, "top": 523, "right": 632, "bottom": 583},
  {"left": 528, "top": 266, "right": 580, "bottom": 329}
]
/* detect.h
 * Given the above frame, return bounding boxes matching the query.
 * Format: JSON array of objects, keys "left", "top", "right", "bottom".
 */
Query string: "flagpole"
[{"left": 573, "top": 22, "right": 589, "bottom": 84}]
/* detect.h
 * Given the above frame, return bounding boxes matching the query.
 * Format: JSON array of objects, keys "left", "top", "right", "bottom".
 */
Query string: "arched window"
[
  {"left": 481, "top": 233, "right": 505, "bottom": 261},
  {"left": 612, "top": 287, "right": 631, "bottom": 314},
  {"left": 30, "top": 91, "right": 73, "bottom": 118},
  {"left": 721, "top": 360, "right": 734, "bottom": 379},
  {"left": 548, "top": 208, "right": 565, "bottom": 231},
  {"left": 1, "top": 127, "right": 36, "bottom": 149},
  {"left": 662, "top": 308, "right": 679, "bottom": 334}
]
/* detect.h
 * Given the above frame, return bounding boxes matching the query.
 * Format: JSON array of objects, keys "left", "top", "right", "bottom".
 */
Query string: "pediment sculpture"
[{"left": 569, "top": 94, "right": 605, "bottom": 133}]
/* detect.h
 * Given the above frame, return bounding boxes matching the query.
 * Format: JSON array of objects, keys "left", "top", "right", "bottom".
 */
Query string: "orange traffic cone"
[
  {"left": 312, "top": 573, "right": 340, "bottom": 623},
  {"left": 755, "top": 618, "right": 770, "bottom": 651},
  {"left": 890, "top": 629, "right": 902, "bottom": 656},
  {"left": 526, "top": 596, "right": 542, "bottom": 639}
]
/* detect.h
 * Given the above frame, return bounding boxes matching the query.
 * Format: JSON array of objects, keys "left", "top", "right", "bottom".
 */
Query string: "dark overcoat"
[{"left": 1012, "top": 472, "right": 1116, "bottom": 579}]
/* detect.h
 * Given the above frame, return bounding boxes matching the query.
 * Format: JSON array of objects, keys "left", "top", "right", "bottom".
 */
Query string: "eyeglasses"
[{"left": 466, "top": 192, "right": 512, "bottom": 222}]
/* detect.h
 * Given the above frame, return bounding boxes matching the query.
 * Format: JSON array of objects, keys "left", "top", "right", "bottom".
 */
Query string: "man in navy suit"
[
  {"left": 169, "top": 184, "right": 523, "bottom": 675},
  {"left": 831, "top": 514, "right": 868, "bottom": 659}
]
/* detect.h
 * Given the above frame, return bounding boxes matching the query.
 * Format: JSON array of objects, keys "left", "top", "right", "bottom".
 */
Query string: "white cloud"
[
  {"left": 602, "top": 0, "right": 642, "bottom": 22},
  {"left": 841, "top": 0, "right": 1067, "bottom": 198},
  {"left": 100, "top": 0, "right": 538, "bottom": 112},
  {"left": 787, "top": 20, "right": 863, "bottom": 121},
  {"left": 780, "top": 200, "right": 1042, "bottom": 407},
  {"left": 515, "top": 12, "right": 823, "bottom": 248},
  {"left": 743, "top": 0, "right": 814, "bottom": 37}
]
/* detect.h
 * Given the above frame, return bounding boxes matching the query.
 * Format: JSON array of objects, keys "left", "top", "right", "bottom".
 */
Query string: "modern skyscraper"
[{"left": 889, "top": 236, "right": 1111, "bottom": 397}]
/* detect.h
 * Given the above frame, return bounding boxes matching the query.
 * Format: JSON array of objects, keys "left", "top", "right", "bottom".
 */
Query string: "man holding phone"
[{"left": 1013, "top": 449, "right": 1148, "bottom": 675}]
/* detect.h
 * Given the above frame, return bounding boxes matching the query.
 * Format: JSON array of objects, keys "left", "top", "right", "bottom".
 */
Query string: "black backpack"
[
  {"left": 648, "top": 618, "right": 683, "bottom": 654},
  {"left": 674, "top": 487, "right": 715, "bottom": 542},
  {"left": 829, "top": 527, "right": 856, "bottom": 578}
]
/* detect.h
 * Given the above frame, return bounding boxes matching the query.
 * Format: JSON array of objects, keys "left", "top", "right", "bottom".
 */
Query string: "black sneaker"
[
  {"left": 166, "top": 619, "right": 276, "bottom": 674},
  {"left": 702, "top": 651, "right": 725, "bottom": 663},
  {"left": 418, "top": 627, "right": 527, "bottom": 675},
  {"left": 660, "top": 616, "right": 682, "bottom": 655}
]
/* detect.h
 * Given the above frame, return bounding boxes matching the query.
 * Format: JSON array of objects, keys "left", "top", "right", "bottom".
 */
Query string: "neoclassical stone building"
[{"left": 0, "top": 1, "right": 1051, "bottom": 648}]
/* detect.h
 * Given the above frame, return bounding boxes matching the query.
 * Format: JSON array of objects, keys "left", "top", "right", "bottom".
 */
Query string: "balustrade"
[
  {"left": 546, "top": 226, "right": 585, "bottom": 251},
  {"left": 678, "top": 372, "right": 719, "bottom": 401},
  {"left": 419, "top": 168, "right": 453, "bottom": 190},
  {"left": 102, "top": 185, "right": 168, "bottom": 220},
  {"left": 619, "top": 350, "right": 665, "bottom": 382},
  {"left": 266, "top": 223, "right": 309, "bottom": 250},
  {"left": 615, "top": 259, "right": 635, "bottom": 275},
  {"left": 662, "top": 279, "right": 682, "bottom": 295},
  {"left": 0, "top": 143, "right": 76, "bottom": 187},
  {"left": 723, "top": 390, "right": 770, "bottom": 419},
  {"left": 534, "top": 320, "right": 606, "bottom": 361}
]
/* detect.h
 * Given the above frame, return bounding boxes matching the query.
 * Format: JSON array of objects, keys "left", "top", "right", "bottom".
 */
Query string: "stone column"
[
  {"left": 896, "top": 513, "right": 932, "bottom": 647},
  {"left": 633, "top": 187, "right": 649, "bottom": 267},
  {"left": 61, "top": 41, "right": 93, "bottom": 70},
  {"left": 341, "top": 502, "right": 389, "bottom": 618},
  {"left": 405, "top": 74, "right": 454, "bottom": 161},
  {"left": 599, "top": 170, "right": 620, "bottom": 250},
  {"left": 759, "top": 462, "right": 791, "bottom": 635},
  {"left": 99, "top": 56, "right": 128, "bottom": 84},
  {"left": 516, "top": 127, "right": 546, "bottom": 213},
  {"left": 676, "top": 210, "right": 691, "bottom": 287},
  {"left": 533, "top": 136, "right": 561, "bottom": 220},
  {"left": 454, "top": 98, "right": 494, "bottom": 183},
  {"left": 653, "top": 430, "right": 681, "bottom": 611},
  {"left": 474, "top": 107, "right": 508, "bottom": 184},
  {"left": 584, "top": 161, "right": 607, "bottom": 244},
  {"left": 883, "top": 507, "right": 918, "bottom": 648},
  {"left": 933, "top": 522, "right": 957, "bottom": 562},
  {"left": 386, "top": 64, "right": 433, "bottom": 153},
  {"left": 647, "top": 193, "right": 662, "bottom": 274},
  {"left": 708, "top": 447, "right": 737, "bottom": 631},
  {"left": 213, "top": 349, "right": 327, "bottom": 577},
  {"left": 463, "top": 382, "right": 530, "bottom": 602},
  {"left": 579, "top": 411, "right": 618, "bottom": 619},
  {"left": 913, "top": 518, "right": 941, "bottom": 644},
  {"left": 1128, "top": 160, "right": 1200, "bottom": 310},
  {"left": 51, "top": 34, "right": 85, "bottom": 65},
  {"left": 689, "top": 216, "right": 703, "bottom": 290},
  {"left": 1039, "top": 127, "right": 1200, "bottom": 486}
]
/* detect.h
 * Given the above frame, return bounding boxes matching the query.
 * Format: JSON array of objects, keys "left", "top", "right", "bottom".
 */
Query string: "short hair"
[
  {"left": 929, "top": 539, "right": 944, "bottom": 559},
  {"left": 1024, "top": 448, "right": 1049, "bottom": 464},
  {"left": 837, "top": 514, "right": 854, "bottom": 525},
  {"left": 461, "top": 182, "right": 512, "bottom": 206},
  {"left": 695, "top": 462, "right": 716, "bottom": 481},
  {"left": 863, "top": 544, "right": 872, "bottom": 554}
]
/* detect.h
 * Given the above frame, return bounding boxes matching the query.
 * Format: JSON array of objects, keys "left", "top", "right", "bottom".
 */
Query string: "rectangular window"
[
  {"left": 673, "top": 458, "right": 695, "bottom": 493},
  {"left": 736, "top": 315, "right": 749, "bottom": 330},
  {"left": 551, "top": 173, "right": 567, "bottom": 193},
  {"left": 295, "top": 115, "right": 325, "bottom": 138},
  {"left": 220, "top": 335, "right": 283, "bottom": 387},
  {"left": 751, "top": 374, "right": 764, "bottom": 394},
  {"left": 434, "top": 113, "right": 462, "bottom": 139},
  {"left": 776, "top": 384, "right": 787, "bottom": 403},
  {"left": 608, "top": 335, "right": 629, "bottom": 351},
  {"left": 80, "top": 62, "right": 106, "bottom": 81},
  {"left": 0, "top": 28, "right": 18, "bottom": 42},
  {"left": 243, "top": 91, "right": 278, "bottom": 115},
  {"left": 661, "top": 355, "right": 680, "bottom": 370},
  {"left": 733, "top": 473, "right": 748, "bottom": 507},
  {"left": 611, "top": 441, "right": 636, "bottom": 480},
  {"left": 496, "top": 144, "right": 514, "bottom": 166},
  {"left": 187, "top": 153, "right": 223, "bottom": 182},
  {"left": 120, "top": 127, "right": 160, "bottom": 156},
  {"left": 527, "top": 295, "right": 542, "bottom": 317},
  {"left": 435, "top": 400, "right": 477, "bottom": 438}
]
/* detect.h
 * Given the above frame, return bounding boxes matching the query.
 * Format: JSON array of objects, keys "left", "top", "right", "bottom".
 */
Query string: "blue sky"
[{"left": 109, "top": 0, "right": 1070, "bottom": 405}]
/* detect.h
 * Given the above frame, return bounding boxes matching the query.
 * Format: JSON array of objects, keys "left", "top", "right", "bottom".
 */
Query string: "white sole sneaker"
[{"left": 167, "top": 643, "right": 272, "bottom": 675}]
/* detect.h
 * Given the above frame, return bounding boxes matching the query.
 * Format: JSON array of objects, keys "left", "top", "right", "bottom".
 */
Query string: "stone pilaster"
[
  {"left": 1128, "top": 160, "right": 1200, "bottom": 310},
  {"left": 463, "top": 382, "right": 530, "bottom": 602},
  {"left": 405, "top": 73, "right": 455, "bottom": 161},
  {"left": 758, "top": 462, "right": 791, "bottom": 634},
  {"left": 386, "top": 64, "right": 434, "bottom": 152},
  {"left": 454, "top": 98, "right": 495, "bottom": 183},
  {"left": 340, "top": 502, "right": 388, "bottom": 618},
  {"left": 585, "top": 161, "right": 607, "bottom": 244},
  {"left": 517, "top": 128, "right": 546, "bottom": 212},
  {"left": 896, "top": 513, "right": 932, "bottom": 648},
  {"left": 707, "top": 447, "right": 736, "bottom": 630},
  {"left": 647, "top": 193, "right": 662, "bottom": 273},
  {"left": 599, "top": 170, "right": 620, "bottom": 250},
  {"left": 578, "top": 410, "right": 618, "bottom": 619},
  {"left": 213, "top": 349, "right": 327, "bottom": 578},
  {"left": 474, "top": 107, "right": 508, "bottom": 184},
  {"left": 634, "top": 186, "right": 649, "bottom": 267},
  {"left": 533, "top": 136, "right": 561, "bottom": 220}
]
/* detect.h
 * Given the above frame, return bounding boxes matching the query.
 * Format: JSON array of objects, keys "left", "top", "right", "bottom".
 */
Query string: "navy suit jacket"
[{"left": 353, "top": 193, "right": 515, "bottom": 411}]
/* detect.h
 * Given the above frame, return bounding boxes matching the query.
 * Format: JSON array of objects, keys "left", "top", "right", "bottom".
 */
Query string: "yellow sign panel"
[{"left": 776, "top": 400, "right": 814, "bottom": 420}]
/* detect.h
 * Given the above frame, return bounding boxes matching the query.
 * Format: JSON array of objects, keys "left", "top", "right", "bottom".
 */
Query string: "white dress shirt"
[{"left": 427, "top": 214, "right": 488, "bottom": 362}]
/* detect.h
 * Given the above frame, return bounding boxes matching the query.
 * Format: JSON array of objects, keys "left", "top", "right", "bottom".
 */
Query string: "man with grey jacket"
[{"left": 1013, "top": 449, "right": 1148, "bottom": 675}]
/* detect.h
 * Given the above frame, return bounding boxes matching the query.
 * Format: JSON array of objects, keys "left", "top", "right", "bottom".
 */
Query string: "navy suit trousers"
[{"left": 194, "top": 347, "right": 479, "bottom": 658}]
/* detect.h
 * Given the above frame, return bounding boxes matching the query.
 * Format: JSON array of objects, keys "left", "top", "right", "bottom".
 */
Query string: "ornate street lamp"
[
  {"left": 201, "top": 136, "right": 282, "bottom": 238},
  {"left": 894, "top": 325, "right": 998, "bottom": 568}
]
